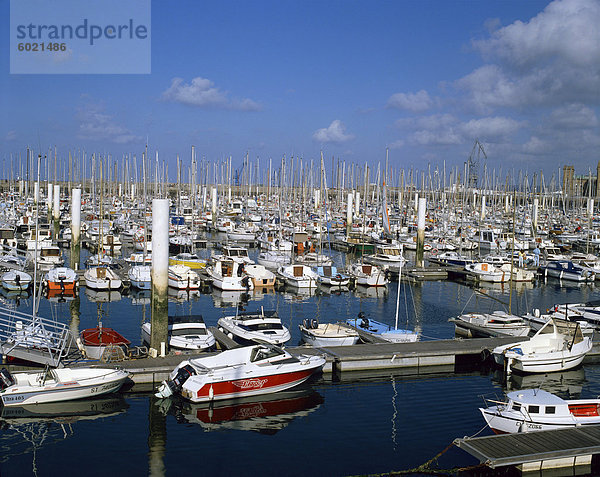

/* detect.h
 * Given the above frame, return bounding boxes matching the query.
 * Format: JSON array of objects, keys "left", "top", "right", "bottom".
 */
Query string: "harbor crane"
[{"left": 467, "top": 139, "right": 487, "bottom": 189}]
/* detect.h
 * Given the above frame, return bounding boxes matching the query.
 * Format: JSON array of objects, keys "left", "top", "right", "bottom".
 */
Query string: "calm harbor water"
[{"left": 2, "top": 246, "right": 600, "bottom": 476}]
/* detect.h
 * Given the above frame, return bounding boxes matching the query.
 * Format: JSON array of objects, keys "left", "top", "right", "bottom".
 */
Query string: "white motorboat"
[
  {"left": 348, "top": 262, "right": 388, "bottom": 287},
  {"left": 363, "top": 244, "right": 406, "bottom": 272},
  {"left": 0, "top": 367, "right": 129, "bottom": 406},
  {"left": 141, "top": 315, "right": 215, "bottom": 350},
  {"left": 465, "top": 262, "right": 507, "bottom": 282},
  {"left": 128, "top": 265, "right": 152, "bottom": 290},
  {"left": 294, "top": 252, "right": 333, "bottom": 267},
  {"left": 218, "top": 309, "right": 291, "bottom": 345},
  {"left": 84, "top": 266, "right": 122, "bottom": 290},
  {"left": 492, "top": 318, "right": 592, "bottom": 374},
  {"left": 277, "top": 264, "right": 318, "bottom": 288},
  {"left": 257, "top": 250, "right": 292, "bottom": 269},
  {"left": 155, "top": 344, "right": 326, "bottom": 403},
  {"left": 499, "top": 263, "right": 535, "bottom": 282},
  {"left": 451, "top": 310, "right": 531, "bottom": 338},
  {"left": 206, "top": 258, "right": 254, "bottom": 291},
  {"left": 315, "top": 265, "right": 350, "bottom": 287},
  {"left": 168, "top": 265, "right": 200, "bottom": 290},
  {"left": 480, "top": 388, "right": 600, "bottom": 434},
  {"left": 1, "top": 270, "right": 33, "bottom": 291},
  {"left": 299, "top": 320, "right": 359, "bottom": 347},
  {"left": 244, "top": 264, "right": 276, "bottom": 287}
]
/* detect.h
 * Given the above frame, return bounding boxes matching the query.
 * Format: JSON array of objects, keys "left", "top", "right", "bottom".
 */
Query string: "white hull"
[{"left": 0, "top": 368, "right": 129, "bottom": 406}]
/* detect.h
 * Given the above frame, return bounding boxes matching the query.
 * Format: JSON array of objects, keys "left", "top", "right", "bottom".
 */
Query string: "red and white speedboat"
[{"left": 155, "top": 344, "right": 325, "bottom": 403}]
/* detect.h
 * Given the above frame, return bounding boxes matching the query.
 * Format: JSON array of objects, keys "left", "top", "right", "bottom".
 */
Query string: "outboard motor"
[
  {"left": 155, "top": 364, "right": 196, "bottom": 399},
  {"left": 0, "top": 368, "right": 14, "bottom": 391}
]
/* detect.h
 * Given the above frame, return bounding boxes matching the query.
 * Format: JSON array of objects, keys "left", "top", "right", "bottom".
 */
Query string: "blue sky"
[{"left": 1, "top": 0, "right": 599, "bottom": 182}]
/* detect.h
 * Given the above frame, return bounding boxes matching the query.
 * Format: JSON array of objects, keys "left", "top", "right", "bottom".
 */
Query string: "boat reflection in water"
[
  {"left": 0, "top": 287, "right": 31, "bottom": 304},
  {"left": 128, "top": 288, "right": 151, "bottom": 305},
  {"left": 354, "top": 285, "right": 388, "bottom": 299},
  {"left": 493, "top": 367, "right": 586, "bottom": 398},
  {"left": 46, "top": 288, "right": 77, "bottom": 303},
  {"left": 84, "top": 288, "right": 122, "bottom": 303},
  {"left": 282, "top": 285, "right": 317, "bottom": 302},
  {"left": 170, "top": 386, "right": 323, "bottom": 434},
  {"left": 211, "top": 289, "right": 250, "bottom": 308},
  {"left": 0, "top": 395, "right": 129, "bottom": 423},
  {"left": 168, "top": 288, "right": 200, "bottom": 303},
  {"left": 0, "top": 396, "right": 129, "bottom": 473}
]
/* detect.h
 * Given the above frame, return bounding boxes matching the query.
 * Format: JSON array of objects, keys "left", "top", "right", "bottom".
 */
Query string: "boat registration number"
[
  {"left": 90, "top": 383, "right": 115, "bottom": 394},
  {"left": 3, "top": 394, "right": 26, "bottom": 403}
]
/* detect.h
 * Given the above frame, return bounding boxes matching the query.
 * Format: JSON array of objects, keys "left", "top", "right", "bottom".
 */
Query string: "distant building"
[{"left": 562, "top": 163, "right": 600, "bottom": 198}]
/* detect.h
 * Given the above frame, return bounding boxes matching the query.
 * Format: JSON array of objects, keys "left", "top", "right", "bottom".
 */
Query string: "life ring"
[{"left": 431, "top": 248, "right": 438, "bottom": 255}]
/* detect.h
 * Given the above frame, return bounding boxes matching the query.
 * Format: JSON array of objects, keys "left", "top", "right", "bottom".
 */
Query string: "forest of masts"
[{"left": 0, "top": 146, "right": 593, "bottom": 215}]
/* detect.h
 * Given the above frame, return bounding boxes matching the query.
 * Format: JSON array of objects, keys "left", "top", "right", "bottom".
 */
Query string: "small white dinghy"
[
  {"left": 299, "top": 319, "right": 359, "bottom": 347},
  {"left": 492, "top": 318, "right": 592, "bottom": 374},
  {"left": 0, "top": 366, "right": 129, "bottom": 406}
]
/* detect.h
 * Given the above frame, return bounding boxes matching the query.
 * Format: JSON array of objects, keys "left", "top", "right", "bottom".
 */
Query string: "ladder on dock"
[{"left": 0, "top": 306, "right": 76, "bottom": 367}]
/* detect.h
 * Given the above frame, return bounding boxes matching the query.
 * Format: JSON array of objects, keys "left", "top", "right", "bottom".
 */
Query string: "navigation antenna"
[{"left": 467, "top": 139, "right": 487, "bottom": 189}]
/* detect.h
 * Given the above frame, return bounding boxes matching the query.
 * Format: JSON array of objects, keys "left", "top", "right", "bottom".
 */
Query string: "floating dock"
[{"left": 455, "top": 425, "right": 600, "bottom": 472}]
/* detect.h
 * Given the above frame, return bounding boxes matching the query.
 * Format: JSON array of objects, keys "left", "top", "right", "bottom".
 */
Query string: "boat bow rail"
[{"left": 0, "top": 306, "right": 76, "bottom": 366}]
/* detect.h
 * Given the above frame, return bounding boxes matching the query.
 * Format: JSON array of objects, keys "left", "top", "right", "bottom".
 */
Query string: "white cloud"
[
  {"left": 387, "top": 90, "right": 433, "bottom": 112},
  {"left": 547, "top": 103, "right": 599, "bottom": 130},
  {"left": 313, "top": 120, "right": 354, "bottom": 143},
  {"left": 77, "top": 104, "right": 142, "bottom": 144},
  {"left": 5, "top": 130, "right": 16, "bottom": 141},
  {"left": 389, "top": 139, "right": 404, "bottom": 149},
  {"left": 161, "top": 77, "right": 262, "bottom": 111},
  {"left": 459, "top": 117, "right": 523, "bottom": 139},
  {"left": 460, "top": 0, "right": 600, "bottom": 110}
]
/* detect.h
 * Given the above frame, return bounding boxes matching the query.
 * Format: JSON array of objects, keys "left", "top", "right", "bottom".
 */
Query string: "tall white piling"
[
  {"left": 414, "top": 193, "right": 419, "bottom": 213},
  {"left": 53, "top": 184, "right": 60, "bottom": 220},
  {"left": 211, "top": 187, "right": 218, "bottom": 227},
  {"left": 354, "top": 191, "right": 360, "bottom": 216},
  {"left": 505, "top": 195, "right": 509, "bottom": 214},
  {"left": 131, "top": 183, "right": 135, "bottom": 201},
  {"left": 416, "top": 197, "right": 426, "bottom": 268},
  {"left": 34, "top": 182, "right": 39, "bottom": 205},
  {"left": 47, "top": 182, "right": 53, "bottom": 215},
  {"left": 314, "top": 189, "right": 320, "bottom": 212},
  {"left": 151, "top": 199, "right": 170, "bottom": 356},
  {"left": 532, "top": 197, "right": 539, "bottom": 236},
  {"left": 480, "top": 195, "right": 486, "bottom": 221},
  {"left": 346, "top": 192, "right": 353, "bottom": 234},
  {"left": 71, "top": 188, "right": 81, "bottom": 270}
]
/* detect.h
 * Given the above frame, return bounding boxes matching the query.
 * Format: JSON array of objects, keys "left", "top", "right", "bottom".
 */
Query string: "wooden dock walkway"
[{"left": 455, "top": 425, "right": 600, "bottom": 471}]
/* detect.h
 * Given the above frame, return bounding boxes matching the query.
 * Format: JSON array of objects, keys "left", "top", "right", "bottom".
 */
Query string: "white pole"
[
  {"left": 72, "top": 188, "right": 81, "bottom": 246},
  {"left": 53, "top": 184, "right": 60, "bottom": 221},
  {"left": 416, "top": 197, "right": 426, "bottom": 267},
  {"left": 346, "top": 192, "right": 353, "bottom": 233},
  {"left": 47, "top": 182, "right": 53, "bottom": 213},
  {"left": 151, "top": 198, "right": 170, "bottom": 356}
]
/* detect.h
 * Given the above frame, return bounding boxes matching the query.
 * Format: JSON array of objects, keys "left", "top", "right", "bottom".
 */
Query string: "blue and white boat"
[
  {"left": 540, "top": 260, "right": 595, "bottom": 282},
  {"left": 315, "top": 265, "right": 350, "bottom": 287},
  {"left": 428, "top": 251, "right": 474, "bottom": 267},
  {"left": 346, "top": 313, "right": 418, "bottom": 343},
  {"left": 128, "top": 265, "right": 151, "bottom": 289}
]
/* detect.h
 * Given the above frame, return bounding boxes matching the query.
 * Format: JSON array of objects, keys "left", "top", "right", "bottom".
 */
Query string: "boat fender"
[
  {"left": 311, "top": 318, "right": 319, "bottom": 329},
  {"left": 303, "top": 318, "right": 310, "bottom": 329}
]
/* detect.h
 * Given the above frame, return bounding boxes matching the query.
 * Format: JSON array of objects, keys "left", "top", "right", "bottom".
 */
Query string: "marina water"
[{"left": 2, "top": 247, "right": 600, "bottom": 476}]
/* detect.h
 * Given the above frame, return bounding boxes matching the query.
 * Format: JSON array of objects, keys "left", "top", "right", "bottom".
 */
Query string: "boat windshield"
[{"left": 250, "top": 346, "right": 284, "bottom": 362}]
